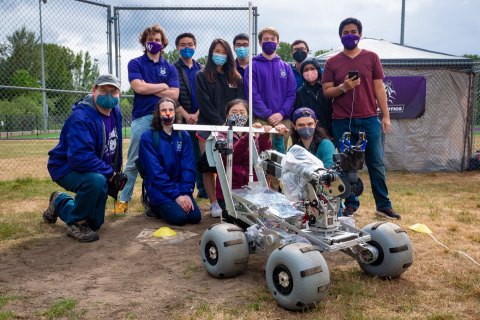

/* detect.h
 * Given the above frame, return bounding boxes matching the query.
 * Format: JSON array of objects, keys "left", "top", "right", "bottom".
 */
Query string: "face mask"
[
  {"left": 160, "top": 111, "right": 175, "bottom": 126},
  {"left": 297, "top": 127, "right": 315, "bottom": 140},
  {"left": 96, "top": 92, "right": 118, "bottom": 109},
  {"left": 235, "top": 47, "right": 249, "bottom": 59},
  {"left": 145, "top": 41, "right": 162, "bottom": 54},
  {"left": 262, "top": 41, "right": 277, "bottom": 55},
  {"left": 228, "top": 114, "right": 248, "bottom": 127},
  {"left": 303, "top": 70, "right": 318, "bottom": 83},
  {"left": 293, "top": 50, "right": 307, "bottom": 62},
  {"left": 180, "top": 47, "right": 195, "bottom": 59},
  {"left": 341, "top": 34, "right": 360, "bottom": 50},
  {"left": 212, "top": 54, "right": 227, "bottom": 66}
]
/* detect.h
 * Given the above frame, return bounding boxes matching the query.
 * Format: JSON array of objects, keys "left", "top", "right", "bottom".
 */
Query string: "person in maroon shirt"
[{"left": 322, "top": 17, "right": 400, "bottom": 220}]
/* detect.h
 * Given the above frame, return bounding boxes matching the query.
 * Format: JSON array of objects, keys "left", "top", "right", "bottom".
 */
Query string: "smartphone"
[{"left": 348, "top": 71, "right": 359, "bottom": 80}]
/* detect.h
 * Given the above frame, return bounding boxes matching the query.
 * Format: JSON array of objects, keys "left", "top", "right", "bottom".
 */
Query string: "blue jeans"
[
  {"left": 189, "top": 130, "right": 205, "bottom": 196},
  {"left": 332, "top": 116, "right": 392, "bottom": 211},
  {"left": 120, "top": 114, "right": 153, "bottom": 202},
  {"left": 150, "top": 197, "right": 202, "bottom": 226},
  {"left": 54, "top": 171, "right": 108, "bottom": 230}
]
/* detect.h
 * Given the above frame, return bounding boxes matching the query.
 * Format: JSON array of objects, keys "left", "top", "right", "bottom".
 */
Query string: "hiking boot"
[
  {"left": 43, "top": 191, "right": 62, "bottom": 224},
  {"left": 375, "top": 208, "right": 401, "bottom": 220},
  {"left": 342, "top": 206, "right": 357, "bottom": 217},
  {"left": 196, "top": 191, "right": 208, "bottom": 199},
  {"left": 210, "top": 202, "right": 222, "bottom": 218},
  {"left": 113, "top": 201, "right": 128, "bottom": 214},
  {"left": 140, "top": 194, "right": 159, "bottom": 219},
  {"left": 66, "top": 221, "right": 99, "bottom": 243}
]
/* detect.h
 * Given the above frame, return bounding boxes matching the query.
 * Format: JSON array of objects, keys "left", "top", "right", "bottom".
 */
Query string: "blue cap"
[{"left": 292, "top": 107, "right": 316, "bottom": 124}]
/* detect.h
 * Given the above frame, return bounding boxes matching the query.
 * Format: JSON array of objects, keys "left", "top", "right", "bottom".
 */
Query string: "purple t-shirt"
[{"left": 100, "top": 112, "right": 118, "bottom": 166}]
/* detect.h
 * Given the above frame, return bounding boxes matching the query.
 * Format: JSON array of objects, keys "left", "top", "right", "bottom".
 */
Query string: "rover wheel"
[
  {"left": 359, "top": 221, "right": 413, "bottom": 279},
  {"left": 266, "top": 243, "right": 330, "bottom": 311},
  {"left": 200, "top": 223, "right": 249, "bottom": 278}
]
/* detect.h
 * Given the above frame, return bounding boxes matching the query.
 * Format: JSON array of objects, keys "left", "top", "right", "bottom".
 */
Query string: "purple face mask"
[
  {"left": 262, "top": 41, "right": 277, "bottom": 55},
  {"left": 341, "top": 34, "right": 360, "bottom": 50},
  {"left": 145, "top": 41, "right": 162, "bottom": 54}
]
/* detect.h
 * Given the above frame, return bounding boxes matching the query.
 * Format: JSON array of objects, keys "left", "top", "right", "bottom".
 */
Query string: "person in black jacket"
[
  {"left": 173, "top": 33, "right": 207, "bottom": 199},
  {"left": 195, "top": 38, "right": 244, "bottom": 218},
  {"left": 293, "top": 58, "right": 334, "bottom": 138}
]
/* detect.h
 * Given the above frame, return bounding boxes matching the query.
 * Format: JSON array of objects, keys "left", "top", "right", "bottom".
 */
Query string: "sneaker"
[
  {"left": 210, "top": 202, "right": 222, "bottom": 218},
  {"left": 43, "top": 191, "right": 62, "bottom": 224},
  {"left": 196, "top": 192, "right": 208, "bottom": 199},
  {"left": 66, "top": 221, "right": 99, "bottom": 243},
  {"left": 113, "top": 201, "right": 128, "bottom": 214},
  {"left": 375, "top": 208, "right": 401, "bottom": 220},
  {"left": 342, "top": 206, "right": 357, "bottom": 217}
]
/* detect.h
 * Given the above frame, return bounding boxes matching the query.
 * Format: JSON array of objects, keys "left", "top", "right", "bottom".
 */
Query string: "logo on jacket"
[
  {"left": 280, "top": 69, "right": 286, "bottom": 78},
  {"left": 176, "top": 140, "right": 182, "bottom": 152},
  {"left": 159, "top": 67, "right": 166, "bottom": 75}
]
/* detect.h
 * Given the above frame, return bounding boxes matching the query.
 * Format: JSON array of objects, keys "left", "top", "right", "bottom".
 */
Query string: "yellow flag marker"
[
  {"left": 409, "top": 223, "right": 432, "bottom": 234},
  {"left": 152, "top": 227, "right": 177, "bottom": 237}
]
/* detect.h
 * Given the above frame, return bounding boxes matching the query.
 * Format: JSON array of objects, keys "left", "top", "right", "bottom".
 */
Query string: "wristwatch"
[{"left": 339, "top": 84, "right": 347, "bottom": 94}]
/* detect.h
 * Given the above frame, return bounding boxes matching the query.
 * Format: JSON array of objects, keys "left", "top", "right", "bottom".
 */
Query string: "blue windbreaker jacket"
[
  {"left": 138, "top": 129, "right": 196, "bottom": 205},
  {"left": 47, "top": 94, "right": 123, "bottom": 181}
]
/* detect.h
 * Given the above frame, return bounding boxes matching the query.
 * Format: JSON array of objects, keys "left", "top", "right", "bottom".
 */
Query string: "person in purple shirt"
[
  {"left": 233, "top": 33, "right": 249, "bottom": 78},
  {"left": 114, "top": 23, "right": 180, "bottom": 214},
  {"left": 244, "top": 27, "right": 297, "bottom": 190}
]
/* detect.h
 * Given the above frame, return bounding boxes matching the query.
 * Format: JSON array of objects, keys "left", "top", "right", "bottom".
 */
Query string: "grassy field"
[{"left": 0, "top": 171, "right": 479, "bottom": 319}]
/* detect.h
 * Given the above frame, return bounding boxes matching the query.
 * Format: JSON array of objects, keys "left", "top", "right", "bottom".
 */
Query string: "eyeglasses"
[
  {"left": 97, "top": 88, "right": 120, "bottom": 95},
  {"left": 234, "top": 43, "right": 249, "bottom": 48},
  {"left": 292, "top": 47, "right": 308, "bottom": 53},
  {"left": 178, "top": 43, "right": 195, "bottom": 48}
]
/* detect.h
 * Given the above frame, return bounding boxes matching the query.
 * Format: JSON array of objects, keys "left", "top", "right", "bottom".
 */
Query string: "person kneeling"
[
  {"left": 44, "top": 74, "right": 124, "bottom": 243},
  {"left": 138, "top": 97, "right": 201, "bottom": 226}
]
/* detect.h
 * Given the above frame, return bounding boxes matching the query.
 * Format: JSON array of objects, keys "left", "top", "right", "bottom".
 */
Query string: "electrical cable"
[
  {"left": 348, "top": 87, "right": 355, "bottom": 134},
  {"left": 428, "top": 233, "right": 480, "bottom": 267}
]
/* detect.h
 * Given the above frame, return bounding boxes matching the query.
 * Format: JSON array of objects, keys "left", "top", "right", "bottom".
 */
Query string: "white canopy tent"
[{"left": 315, "top": 38, "right": 476, "bottom": 173}]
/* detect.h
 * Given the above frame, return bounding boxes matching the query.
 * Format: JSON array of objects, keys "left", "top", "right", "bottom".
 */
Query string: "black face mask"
[{"left": 293, "top": 50, "right": 308, "bottom": 63}]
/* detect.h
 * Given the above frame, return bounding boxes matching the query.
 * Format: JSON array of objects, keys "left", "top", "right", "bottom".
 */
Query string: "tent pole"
[
  {"left": 400, "top": 0, "right": 405, "bottom": 45},
  {"left": 248, "top": 1, "right": 254, "bottom": 183}
]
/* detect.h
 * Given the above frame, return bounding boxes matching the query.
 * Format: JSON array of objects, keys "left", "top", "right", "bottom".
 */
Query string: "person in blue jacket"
[
  {"left": 44, "top": 74, "right": 123, "bottom": 243},
  {"left": 138, "top": 97, "right": 201, "bottom": 225},
  {"left": 274, "top": 107, "right": 335, "bottom": 168}
]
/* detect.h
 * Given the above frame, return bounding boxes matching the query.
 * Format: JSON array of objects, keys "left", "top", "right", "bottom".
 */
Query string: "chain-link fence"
[
  {"left": 114, "top": 5, "right": 258, "bottom": 136},
  {"left": 0, "top": 1, "right": 257, "bottom": 180}
]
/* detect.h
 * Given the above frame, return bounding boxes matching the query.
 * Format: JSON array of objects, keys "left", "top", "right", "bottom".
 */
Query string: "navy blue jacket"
[
  {"left": 47, "top": 94, "right": 123, "bottom": 182},
  {"left": 138, "top": 129, "right": 195, "bottom": 205}
]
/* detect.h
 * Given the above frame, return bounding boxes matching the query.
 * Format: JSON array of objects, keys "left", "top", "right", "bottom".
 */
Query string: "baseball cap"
[
  {"left": 95, "top": 74, "right": 121, "bottom": 90},
  {"left": 292, "top": 107, "right": 316, "bottom": 124}
]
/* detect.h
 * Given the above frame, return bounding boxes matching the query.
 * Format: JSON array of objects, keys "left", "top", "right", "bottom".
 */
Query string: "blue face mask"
[
  {"left": 96, "top": 92, "right": 118, "bottom": 109},
  {"left": 180, "top": 47, "right": 195, "bottom": 59},
  {"left": 212, "top": 54, "right": 227, "bottom": 66},
  {"left": 235, "top": 47, "right": 249, "bottom": 59}
]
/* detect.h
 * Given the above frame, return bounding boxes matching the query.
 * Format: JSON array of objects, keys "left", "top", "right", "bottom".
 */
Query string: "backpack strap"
[{"left": 153, "top": 129, "right": 160, "bottom": 151}]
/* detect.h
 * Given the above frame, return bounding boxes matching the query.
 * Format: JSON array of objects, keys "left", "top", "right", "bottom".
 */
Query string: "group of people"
[{"left": 44, "top": 17, "right": 400, "bottom": 243}]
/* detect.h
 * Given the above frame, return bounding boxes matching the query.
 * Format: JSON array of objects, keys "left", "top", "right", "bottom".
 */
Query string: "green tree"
[
  {"left": 72, "top": 51, "right": 83, "bottom": 90},
  {"left": 197, "top": 56, "right": 208, "bottom": 65},
  {"left": 314, "top": 48, "right": 334, "bottom": 56},
  {"left": 463, "top": 54, "right": 480, "bottom": 62},
  {"left": 163, "top": 50, "right": 180, "bottom": 64},
  {"left": 276, "top": 41, "right": 294, "bottom": 63}
]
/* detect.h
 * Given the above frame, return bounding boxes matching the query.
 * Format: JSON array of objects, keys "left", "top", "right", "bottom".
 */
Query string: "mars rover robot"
[{"left": 175, "top": 124, "right": 413, "bottom": 311}]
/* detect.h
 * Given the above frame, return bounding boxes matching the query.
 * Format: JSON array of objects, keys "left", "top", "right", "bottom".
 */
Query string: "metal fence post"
[
  {"left": 107, "top": 5, "right": 113, "bottom": 74},
  {"left": 39, "top": 0, "right": 48, "bottom": 132},
  {"left": 253, "top": 6, "right": 259, "bottom": 55}
]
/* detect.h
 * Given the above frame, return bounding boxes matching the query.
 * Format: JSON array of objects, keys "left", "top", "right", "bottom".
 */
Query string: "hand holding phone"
[{"left": 343, "top": 71, "right": 361, "bottom": 91}]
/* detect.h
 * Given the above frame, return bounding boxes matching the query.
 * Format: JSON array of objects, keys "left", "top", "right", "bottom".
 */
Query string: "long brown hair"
[
  {"left": 151, "top": 97, "right": 179, "bottom": 131},
  {"left": 204, "top": 39, "right": 240, "bottom": 87}
]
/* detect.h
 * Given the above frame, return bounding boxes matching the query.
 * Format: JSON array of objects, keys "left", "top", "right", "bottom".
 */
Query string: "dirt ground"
[{"left": 0, "top": 203, "right": 348, "bottom": 319}]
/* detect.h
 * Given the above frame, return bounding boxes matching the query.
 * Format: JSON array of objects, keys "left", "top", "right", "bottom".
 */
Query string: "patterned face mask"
[
  {"left": 228, "top": 114, "right": 248, "bottom": 127},
  {"left": 160, "top": 111, "right": 175, "bottom": 126}
]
